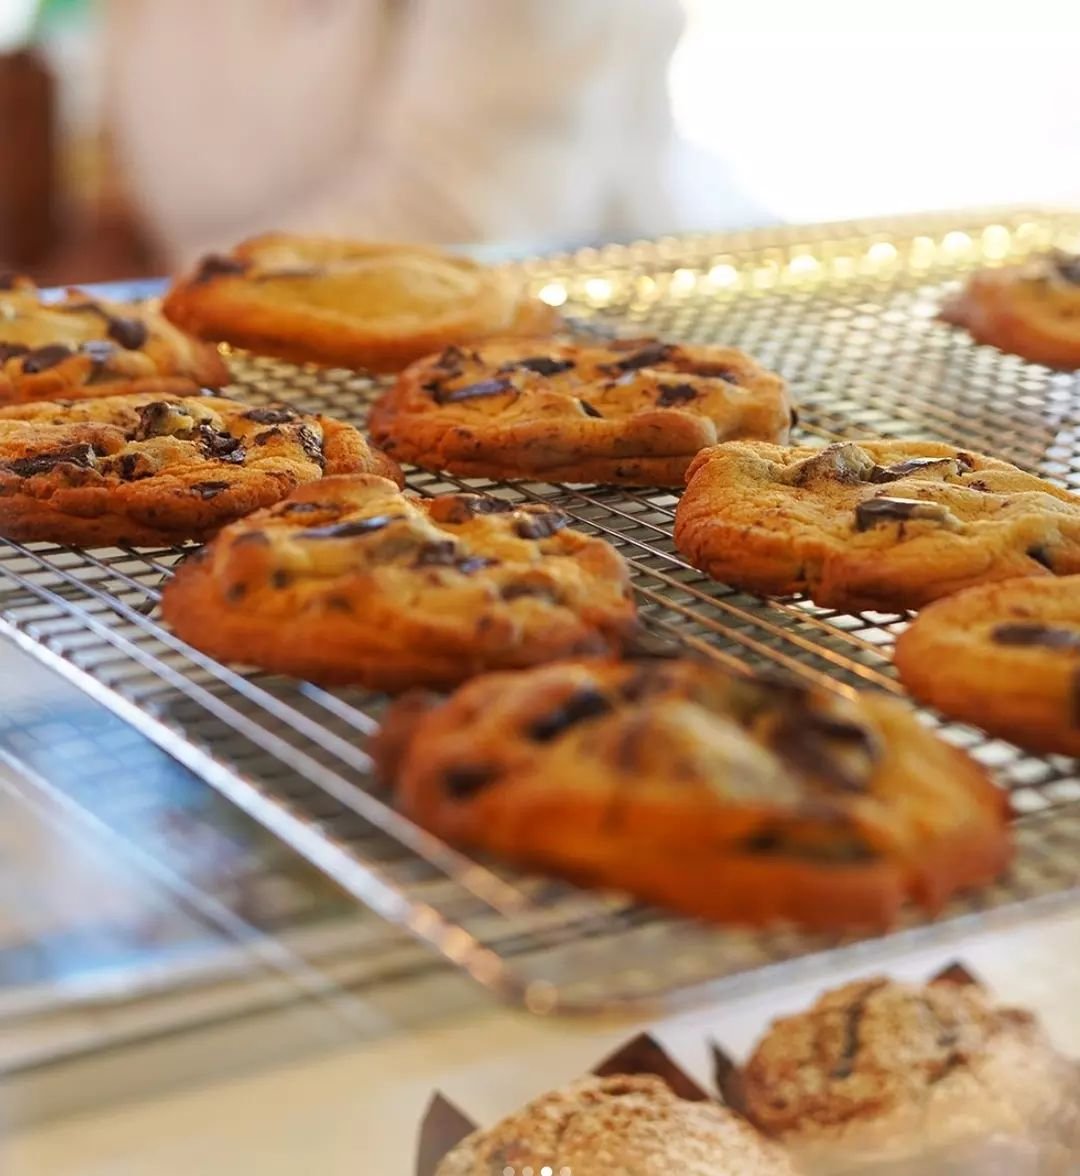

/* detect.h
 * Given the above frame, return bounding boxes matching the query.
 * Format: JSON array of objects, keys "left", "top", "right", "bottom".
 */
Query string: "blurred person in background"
[{"left": 94, "top": 0, "right": 684, "bottom": 272}]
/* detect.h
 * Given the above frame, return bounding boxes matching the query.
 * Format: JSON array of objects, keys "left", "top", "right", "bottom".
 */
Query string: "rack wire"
[{"left": 2, "top": 207, "right": 1080, "bottom": 1012}]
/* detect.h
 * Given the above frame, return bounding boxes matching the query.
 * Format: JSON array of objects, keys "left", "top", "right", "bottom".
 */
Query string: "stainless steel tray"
[{"left": 3, "top": 207, "right": 1079, "bottom": 1013}]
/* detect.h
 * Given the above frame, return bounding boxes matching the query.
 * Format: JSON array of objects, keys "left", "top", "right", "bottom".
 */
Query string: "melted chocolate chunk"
[
  {"left": 687, "top": 363, "right": 738, "bottom": 382},
  {"left": 414, "top": 541, "right": 496, "bottom": 573},
  {"left": 579, "top": 398, "right": 604, "bottom": 418},
  {"left": 106, "top": 314, "right": 148, "bottom": 350},
  {"left": 428, "top": 494, "right": 516, "bottom": 525},
  {"left": 134, "top": 400, "right": 198, "bottom": 440},
  {"left": 253, "top": 428, "right": 282, "bottom": 446},
  {"left": 831, "top": 980, "right": 889, "bottom": 1079},
  {"left": 433, "top": 345, "right": 469, "bottom": 370},
  {"left": 991, "top": 622, "right": 1080, "bottom": 651},
  {"left": 505, "top": 356, "right": 574, "bottom": 376},
  {"left": 116, "top": 452, "right": 151, "bottom": 481},
  {"left": 0, "top": 342, "right": 29, "bottom": 363},
  {"left": 456, "top": 555, "right": 497, "bottom": 574},
  {"left": 1027, "top": 545, "right": 1055, "bottom": 570},
  {"left": 299, "top": 515, "right": 401, "bottom": 539},
  {"left": 528, "top": 688, "right": 613, "bottom": 742},
  {"left": 739, "top": 827, "right": 875, "bottom": 863},
  {"left": 1051, "top": 251, "right": 1080, "bottom": 285},
  {"left": 295, "top": 424, "right": 325, "bottom": 468},
  {"left": 190, "top": 480, "right": 230, "bottom": 499},
  {"left": 854, "top": 496, "right": 952, "bottom": 530},
  {"left": 6, "top": 443, "right": 98, "bottom": 478},
  {"left": 656, "top": 383, "right": 699, "bottom": 408},
  {"left": 443, "top": 764, "right": 497, "bottom": 799},
  {"left": 22, "top": 344, "right": 73, "bottom": 373},
  {"left": 515, "top": 510, "right": 569, "bottom": 540},
  {"left": 967, "top": 479, "right": 992, "bottom": 492},
  {"left": 244, "top": 406, "right": 299, "bottom": 425},
  {"left": 603, "top": 341, "right": 675, "bottom": 373},
  {"left": 867, "top": 457, "right": 955, "bottom": 483},
  {"left": 438, "top": 377, "right": 514, "bottom": 404},
  {"left": 193, "top": 254, "right": 247, "bottom": 283},
  {"left": 197, "top": 424, "right": 245, "bottom": 463},
  {"left": 773, "top": 709, "right": 879, "bottom": 793},
  {"left": 271, "top": 569, "right": 291, "bottom": 589}
]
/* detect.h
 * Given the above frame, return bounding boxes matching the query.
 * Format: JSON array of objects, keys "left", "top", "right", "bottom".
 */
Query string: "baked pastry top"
[
  {"left": 163, "top": 233, "right": 557, "bottom": 372},
  {"left": 743, "top": 976, "right": 1080, "bottom": 1174},
  {"left": 941, "top": 250, "right": 1080, "bottom": 368},
  {"left": 369, "top": 335, "right": 792, "bottom": 485},
  {"left": 0, "top": 393, "right": 391, "bottom": 547},
  {"left": 895, "top": 573, "right": 1080, "bottom": 756},
  {"left": 0, "top": 274, "right": 228, "bottom": 403},
  {"left": 674, "top": 439, "right": 1080, "bottom": 612},
  {"left": 436, "top": 1074, "right": 801, "bottom": 1176},
  {"left": 378, "top": 656, "right": 1011, "bottom": 928},
  {"left": 160, "top": 476, "right": 636, "bottom": 689}
]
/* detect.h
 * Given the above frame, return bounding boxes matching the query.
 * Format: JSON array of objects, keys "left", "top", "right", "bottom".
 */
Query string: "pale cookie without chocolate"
[
  {"left": 163, "top": 233, "right": 557, "bottom": 372},
  {"left": 368, "top": 335, "right": 793, "bottom": 485},
  {"left": 0, "top": 394, "right": 394, "bottom": 547},
  {"left": 941, "top": 250, "right": 1080, "bottom": 369},
  {"left": 377, "top": 656, "right": 1011, "bottom": 929},
  {"left": 743, "top": 976, "right": 1080, "bottom": 1175},
  {"left": 160, "top": 476, "right": 637, "bottom": 689},
  {"left": 895, "top": 574, "right": 1080, "bottom": 756},
  {"left": 436, "top": 1075, "right": 801, "bottom": 1176},
  {"left": 674, "top": 439, "right": 1080, "bottom": 612},
  {"left": 0, "top": 274, "right": 228, "bottom": 403}
]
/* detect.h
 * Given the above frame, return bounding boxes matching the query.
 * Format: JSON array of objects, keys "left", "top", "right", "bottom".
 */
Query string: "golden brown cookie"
[
  {"left": 0, "top": 394, "right": 394, "bottom": 547},
  {"left": 162, "top": 233, "right": 558, "bottom": 372},
  {"left": 368, "top": 336, "right": 792, "bottom": 485},
  {"left": 941, "top": 251, "right": 1080, "bottom": 369},
  {"left": 743, "top": 976, "right": 1080, "bottom": 1174},
  {"left": 674, "top": 439, "right": 1080, "bottom": 612},
  {"left": 436, "top": 1075, "right": 800, "bottom": 1176},
  {"left": 160, "top": 476, "right": 636, "bottom": 689},
  {"left": 0, "top": 274, "right": 228, "bottom": 403},
  {"left": 895, "top": 575, "right": 1080, "bottom": 756},
  {"left": 378, "top": 657, "right": 1011, "bottom": 929}
]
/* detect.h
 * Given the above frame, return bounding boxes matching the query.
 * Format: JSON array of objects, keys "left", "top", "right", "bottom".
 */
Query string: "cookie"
[
  {"left": 377, "top": 657, "right": 1011, "bottom": 929},
  {"left": 743, "top": 976, "right": 1080, "bottom": 1174},
  {"left": 0, "top": 274, "right": 228, "bottom": 404},
  {"left": 160, "top": 476, "right": 636, "bottom": 689},
  {"left": 368, "top": 336, "right": 793, "bottom": 485},
  {"left": 941, "top": 251, "right": 1080, "bottom": 368},
  {"left": 162, "top": 233, "right": 557, "bottom": 372},
  {"left": 437, "top": 1074, "right": 800, "bottom": 1176},
  {"left": 0, "top": 394, "right": 394, "bottom": 547},
  {"left": 894, "top": 575, "right": 1080, "bottom": 756},
  {"left": 674, "top": 439, "right": 1080, "bottom": 612}
]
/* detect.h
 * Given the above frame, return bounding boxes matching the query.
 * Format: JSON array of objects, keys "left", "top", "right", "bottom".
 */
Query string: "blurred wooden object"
[{"left": 0, "top": 47, "right": 56, "bottom": 267}]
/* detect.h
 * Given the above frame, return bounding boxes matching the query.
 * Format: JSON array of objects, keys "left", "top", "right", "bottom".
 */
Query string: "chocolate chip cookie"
[
  {"left": 895, "top": 575, "right": 1080, "bottom": 756},
  {"left": 941, "top": 250, "right": 1080, "bottom": 368},
  {"left": 0, "top": 394, "right": 394, "bottom": 547},
  {"left": 368, "top": 336, "right": 793, "bottom": 485},
  {"left": 376, "top": 657, "right": 1011, "bottom": 929},
  {"left": 163, "top": 233, "right": 557, "bottom": 372},
  {"left": 0, "top": 275, "right": 228, "bottom": 404},
  {"left": 675, "top": 439, "right": 1080, "bottom": 612},
  {"left": 160, "top": 476, "right": 636, "bottom": 688},
  {"left": 743, "top": 975, "right": 1080, "bottom": 1174}
]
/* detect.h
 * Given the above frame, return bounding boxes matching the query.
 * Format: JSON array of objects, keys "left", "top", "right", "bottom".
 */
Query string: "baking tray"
[{"left": 2, "top": 207, "right": 1079, "bottom": 1013}]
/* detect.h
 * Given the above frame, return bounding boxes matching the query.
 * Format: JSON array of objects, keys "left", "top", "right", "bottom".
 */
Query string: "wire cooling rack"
[{"left": 2, "top": 208, "right": 1080, "bottom": 1013}]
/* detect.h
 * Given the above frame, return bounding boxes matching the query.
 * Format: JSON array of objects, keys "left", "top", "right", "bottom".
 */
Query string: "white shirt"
[{"left": 105, "top": 0, "right": 684, "bottom": 265}]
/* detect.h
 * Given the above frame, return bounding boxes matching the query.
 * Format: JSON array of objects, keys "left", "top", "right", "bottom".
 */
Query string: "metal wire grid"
[{"left": 1, "top": 208, "right": 1079, "bottom": 1012}]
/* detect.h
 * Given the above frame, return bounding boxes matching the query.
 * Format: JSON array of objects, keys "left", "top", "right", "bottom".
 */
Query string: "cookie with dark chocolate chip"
[
  {"left": 896, "top": 574, "right": 1080, "bottom": 756},
  {"left": 160, "top": 475, "right": 637, "bottom": 688},
  {"left": 0, "top": 275, "right": 229, "bottom": 404},
  {"left": 368, "top": 335, "right": 792, "bottom": 486},
  {"left": 674, "top": 439, "right": 1080, "bottom": 612},
  {"left": 0, "top": 393, "right": 396, "bottom": 546},
  {"left": 376, "top": 656, "right": 1010, "bottom": 928}
]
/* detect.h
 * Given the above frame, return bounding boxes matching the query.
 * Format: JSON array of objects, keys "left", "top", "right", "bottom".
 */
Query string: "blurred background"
[{"left": 3, "top": 0, "right": 1080, "bottom": 284}]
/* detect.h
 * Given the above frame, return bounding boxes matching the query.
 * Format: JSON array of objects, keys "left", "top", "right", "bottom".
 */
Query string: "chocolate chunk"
[
  {"left": 579, "top": 398, "right": 604, "bottom": 418},
  {"left": 686, "top": 362, "right": 738, "bottom": 382},
  {"left": 116, "top": 452, "right": 150, "bottom": 481},
  {"left": 867, "top": 457, "right": 956, "bottom": 483},
  {"left": 515, "top": 510, "right": 569, "bottom": 540},
  {"left": 253, "top": 428, "right": 282, "bottom": 446},
  {"left": 438, "top": 377, "right": 514, "bottom": 404},
  {"left": 225, "top": 583, "right": 247, "bottom": 603},
  {"left": 505, "top": 356, "right": 574, "bottom": 376},
  {"left": 773, "top": 709, "right": 879, "bottom": 793},
  {"left": 854, "top": 496, "right": 956, "bottom": 530},
  {"left": 967, "top": 479, "right": 992, "bottom": 492},
  {"left": 428, "top": 494, "right": 517, "bottom": 525},
  {"left": 193, "top": 254, "right": 247, "bottom": 283},
  {"left": 22, "top": 344, "right": 73, "bottom": 373},
  {"left": 295, "top": 424, "right": 325, "bottom": 468},
  {"left": 1027, "top": 545, "right": 1055, "bottom": 570},
  {"left": 270, "top": 569, "right": 291, "bottom": 589},
  {"left": 243, "top": 406, "right": 299, "bottom": 425},
  {"left": 299, "top": 515, "right": 402, "bottom": 539},
  {"left": 528, "top": 688, "right": 613, "bottom": 742},
  {"left": 656, "top": 383, "right": 699, "bottom": 408},
  {"left": 1051, "top": 250, "right": 1080, "bottom": 285},
  {"left": 415, "top": 541, "right": 497, "bottom": 573},
  {"left": 455, "top": 555, "right": 497, "bottom": 574},
  {"left": 780, "top": 443, "right": 875, "bottom": 487},
  {"left": 831, "top": 979, "right": 889, "bottom": 1079},
  {"left": 789, "top": 406, "right": 799, "bottom": 428},
  {"left": 6, "top": 443, "right": 98, "bottom": 478},
  {"left": 433, "top": 345, "right": 468, "bottom": 370},
  {"left": 106, "top": 314, "right": 148, "bottom": 350},
  {"left": 197, "top": 424, "right": 245, "bottom": 463},
  {"left": 991, "top": 622, "right": 1080, "bottom": 651},
  {"left": 190, "top": 480, "right": 230, "bottom": 499},
  {"left": 500, "top": 581, "right": 560, "bottom": 603},
  {"left": 443, "top": 764, "right": 497, "bottom": 798},
  {"left": 134, "top": 400, "right": 196, "bottom": 440},
  {"left": 324, "top": 595, "right": 353, "bottom": 614},
  {"left": 279, "top": 501, "right": 328, "bottom": 515},
  {"left": 603, "top": 341, "right": 674, "bottom": 373},
  {"left": 0, "top": 342, "right": 29, "bottom": 363}
]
